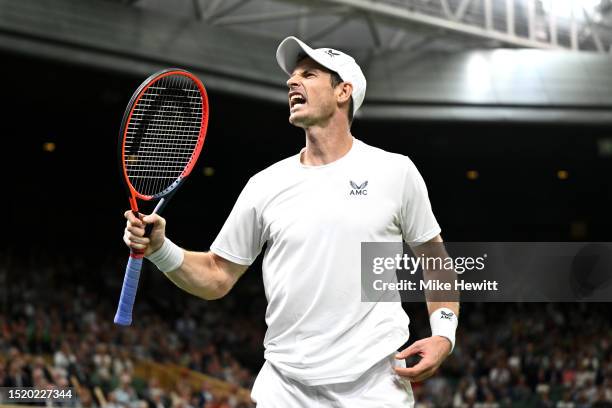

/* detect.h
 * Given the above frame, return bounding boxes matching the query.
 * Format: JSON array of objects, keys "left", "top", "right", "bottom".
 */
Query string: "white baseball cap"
[{"left": 276, "top": 36, "right": 366, "bottom": 117}]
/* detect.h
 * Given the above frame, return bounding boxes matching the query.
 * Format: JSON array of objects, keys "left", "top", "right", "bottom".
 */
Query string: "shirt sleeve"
[
  {"left": 400, "top": 158, "right": 441, "bottom": 246},
  {"left": 210, "top": 177, "right": 265, "bottom": 265}
]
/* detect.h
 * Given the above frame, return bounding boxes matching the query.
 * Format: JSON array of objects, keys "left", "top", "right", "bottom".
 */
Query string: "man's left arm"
[{"left": 394, "top": 234, "right": 460, "bottom": 382}]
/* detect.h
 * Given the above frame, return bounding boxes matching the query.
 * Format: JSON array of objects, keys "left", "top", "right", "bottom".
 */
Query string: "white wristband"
[
  {"left": 146, "top": 238, "right": 184, "bottom": 273},
  {"left": 430, "top": 308, "right": 458, "bottom": 354}
]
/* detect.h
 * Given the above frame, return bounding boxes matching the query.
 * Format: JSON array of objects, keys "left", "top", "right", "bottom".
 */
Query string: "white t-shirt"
[{"left": 210, "top": 138, "right": 441, "bottom": 386}]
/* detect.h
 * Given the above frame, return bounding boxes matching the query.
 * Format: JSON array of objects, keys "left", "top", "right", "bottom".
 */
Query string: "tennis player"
[{"left": 124, "top": 36, "right": 459, "bottom": 407}]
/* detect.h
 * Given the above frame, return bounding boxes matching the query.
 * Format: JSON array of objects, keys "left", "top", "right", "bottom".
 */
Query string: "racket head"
[{"left": 119, "top": 68, "right": 209, "bottom": 204}]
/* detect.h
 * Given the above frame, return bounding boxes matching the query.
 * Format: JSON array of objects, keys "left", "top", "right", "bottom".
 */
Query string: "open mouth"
[{"left": 289, "top": 92, "right": 307, "bottom": 109}]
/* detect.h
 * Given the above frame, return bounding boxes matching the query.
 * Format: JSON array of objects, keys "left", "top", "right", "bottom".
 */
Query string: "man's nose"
[{"left": 286, "top": 75, "right": 299, "bottom": 89}]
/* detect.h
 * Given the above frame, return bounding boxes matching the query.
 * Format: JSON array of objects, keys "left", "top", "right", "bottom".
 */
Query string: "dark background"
[{"left": 5, "top": 51, "right": 612, "bottom": 253}]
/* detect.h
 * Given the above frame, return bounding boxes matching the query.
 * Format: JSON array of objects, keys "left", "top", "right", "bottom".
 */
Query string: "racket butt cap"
[{"left": 113, "top": 314, "right": 132, "bottom": 326}]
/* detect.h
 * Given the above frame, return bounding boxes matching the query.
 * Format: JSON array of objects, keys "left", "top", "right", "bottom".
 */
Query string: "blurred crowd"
[
  {"left": 0, "top": 248, "right": 264, "bottom": 407},
  {"left": 0, "top": 248, "right": 611, "bottom": 407}
]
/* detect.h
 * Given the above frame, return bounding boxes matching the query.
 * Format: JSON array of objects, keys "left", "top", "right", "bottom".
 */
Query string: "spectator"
[{"left": 112, "top": 372, "right": 138, "bottom": 407}]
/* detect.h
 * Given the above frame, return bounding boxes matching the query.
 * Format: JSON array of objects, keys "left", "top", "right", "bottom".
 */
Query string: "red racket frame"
[
  {"left": 120, "top": 69, "right": 209, "bottom": 213},
  {"left": 114, "top": 68, "right": 209, "bottom": 326}
]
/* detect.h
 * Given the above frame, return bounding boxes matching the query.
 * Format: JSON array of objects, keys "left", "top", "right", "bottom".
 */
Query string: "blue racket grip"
[{"left": 114, "top": 252, "right": 143, "bottom": 326}]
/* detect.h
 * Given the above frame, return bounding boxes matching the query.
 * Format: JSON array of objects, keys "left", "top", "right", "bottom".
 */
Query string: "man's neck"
[{"left": 301, "top": 119, "right": 353, "bottom": 166}]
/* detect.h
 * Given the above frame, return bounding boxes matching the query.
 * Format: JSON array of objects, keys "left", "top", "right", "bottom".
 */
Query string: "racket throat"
[{"left": 129, "top": 195, "right": 139, "bottom": 213}]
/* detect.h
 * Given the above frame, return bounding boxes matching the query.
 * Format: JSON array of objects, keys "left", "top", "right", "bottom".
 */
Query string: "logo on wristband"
[{"left": 440, "top": 311, "right": 454, "bottom": 320}]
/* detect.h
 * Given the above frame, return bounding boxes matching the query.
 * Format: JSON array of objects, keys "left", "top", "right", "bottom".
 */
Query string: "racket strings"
[{"left": 124, "top": 74, "right": 204, "bottom": 197}]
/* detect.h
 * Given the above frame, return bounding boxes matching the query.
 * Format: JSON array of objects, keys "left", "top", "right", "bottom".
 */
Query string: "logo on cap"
[{"left": 325, "top": 49, "right": 340, "bottom": 58}]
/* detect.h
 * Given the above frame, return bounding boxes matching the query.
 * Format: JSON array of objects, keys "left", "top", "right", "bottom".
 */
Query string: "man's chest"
[{"left": 261, "top": 171, "right": 402, "bottom": 243}]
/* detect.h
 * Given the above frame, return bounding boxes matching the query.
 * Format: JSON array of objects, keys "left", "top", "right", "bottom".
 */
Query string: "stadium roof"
[
  {"left": 135, "top": 0, "right": 612, "bottom": 56},
  {"left": 1, "top": 0, "right": 612, "bottom": 123}
]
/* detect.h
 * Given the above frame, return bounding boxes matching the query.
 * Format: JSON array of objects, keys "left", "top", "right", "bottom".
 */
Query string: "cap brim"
[{"left": 276, "top": 36, "right": 320, "bottom": 75}]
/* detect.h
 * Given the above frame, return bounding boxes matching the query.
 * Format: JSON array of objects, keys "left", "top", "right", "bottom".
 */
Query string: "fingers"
[
  {"left": 123, "top": 225, "right": 149, "bottom": 248},
  {"left": 126, "top": 241, "right": 147, "bottom": 251},
  {"left": 395, "top": 337, "right": 449, "bottom": 382},
  {"left": 124, "top": 210, "right": 144, "bottom": 227},
  {"left": 126, "top": 223, "right": 144, "bottom": 235},
  {"left": 395, "top": 339, "right": 424, "bottom": 359},
  {"left": 394, "top": 364, "right": 436, "bottom": 382},
  {"left": 126, "top": 228, "right": 150, "bottom": 244},
  {"left": 124, "top": 211, "right": 165, "bottom": 229},
  {"left": 394, "top": 356, "right": 428, "bottom": 375},
  {"left": 409, "top": 367, "right": 436, "bottom": 383},
  {"left": 142, "top": 213, "right": 165, "bottom": 228},
  {"left": 394, "top": 353, "right": 437, "bottom": 382},
  {"left": 123, "top": 229, "right": 147, "bottom": 251},
  {"left": 123, "top": 210, "right": 166, "bottom": 253},
  {"left": 123, "top": 210, "right": 151, "bottom": 250}
]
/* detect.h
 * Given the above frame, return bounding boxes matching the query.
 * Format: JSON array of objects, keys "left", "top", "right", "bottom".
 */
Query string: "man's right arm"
[
  {"left": 123, "top": 211, "right": 248, "bottom": 300},
  {"left": 166, "top": 250, "right": 248, "bottom": 300}
]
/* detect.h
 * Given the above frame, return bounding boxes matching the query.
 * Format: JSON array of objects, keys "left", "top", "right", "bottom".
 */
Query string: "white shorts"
[{"left": 251, "top": 354, "right": 414, "bottom": 407}]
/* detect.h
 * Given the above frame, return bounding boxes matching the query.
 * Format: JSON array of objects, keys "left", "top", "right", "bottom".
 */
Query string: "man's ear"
[{"left": 336, "top": 82, "right": 353, "bottom": 104}]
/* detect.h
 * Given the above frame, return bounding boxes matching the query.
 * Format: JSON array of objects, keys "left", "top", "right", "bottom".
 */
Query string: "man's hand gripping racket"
[{"left": 114, "top": 69, "right": 209, "bottom": 326}]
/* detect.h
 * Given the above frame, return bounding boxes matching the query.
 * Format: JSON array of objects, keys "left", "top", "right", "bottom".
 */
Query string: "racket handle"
[
  {"left": 144, "top": 223, "right": 154, "bottom": 237},
  {"left": 114, "top": 252, "right": 144, "bottom": 326},
  {"left": 139, "top": 197, "right": 164, "bottom": 238}
]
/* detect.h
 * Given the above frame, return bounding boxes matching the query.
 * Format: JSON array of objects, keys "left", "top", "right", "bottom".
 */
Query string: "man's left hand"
[{"left": 393, "top": 336, "right": 451, "bottom": 382}]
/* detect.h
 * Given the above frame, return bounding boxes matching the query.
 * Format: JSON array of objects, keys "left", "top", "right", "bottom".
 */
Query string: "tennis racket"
[{"left": 114, "top": 68, "right": 209, "bottom": 326}]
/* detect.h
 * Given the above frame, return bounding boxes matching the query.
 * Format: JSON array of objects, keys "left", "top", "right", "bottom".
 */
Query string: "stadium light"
[
  {"left": 465, "top": 54, "right": 491, "bottom": 99},
  {"left": 43, "top": 142, "right": 56, "bottom": 152},
  {"left": 540, "top": 0, "right": 601, "bottom": 19}
]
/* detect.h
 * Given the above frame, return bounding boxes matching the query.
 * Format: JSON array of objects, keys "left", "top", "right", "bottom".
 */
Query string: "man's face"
[{"left": 286, "top": 57, "right": 338, "bottom": 128}]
